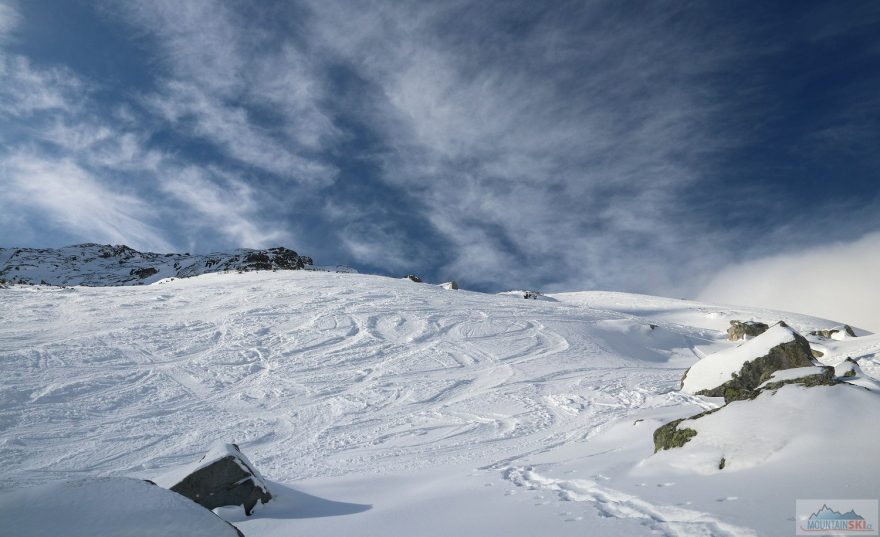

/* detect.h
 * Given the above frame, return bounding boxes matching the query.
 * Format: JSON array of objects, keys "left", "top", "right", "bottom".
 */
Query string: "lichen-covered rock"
[
  {"left": 653, "top": 407, "right": 719, "bottom": 452},
  {"left": 683, "top": 322, "right": 817, "bottom": 403},
  {"left": 727, "top": 320, "right": 769, "bottom": 341},
  {"left": 759, "top": 366, "right": 837, "bottom": 391},
  {"left": 653, "top": 419, "right": 697, "bottom": 452},
  {"left": 157, "top": 443, "right": 271, "bottom": 516},
  {"left": 697, "top": 332, "right": 816, "bottom": 402}
]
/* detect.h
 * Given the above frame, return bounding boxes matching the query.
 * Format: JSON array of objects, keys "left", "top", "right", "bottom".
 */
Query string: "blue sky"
[{"left": 1, "top": 0, "right": 879, "bottom": 304}]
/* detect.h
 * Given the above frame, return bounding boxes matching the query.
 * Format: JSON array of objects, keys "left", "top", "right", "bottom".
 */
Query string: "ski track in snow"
[
  {"left": 504, "top": 467, "right": 757, "bottom": 537},
  {"left": 3, "top": 271, "right": 875, "bottom": 534},
  {"left": 0, "top": 273, "right": 698, "bottom": 488}
]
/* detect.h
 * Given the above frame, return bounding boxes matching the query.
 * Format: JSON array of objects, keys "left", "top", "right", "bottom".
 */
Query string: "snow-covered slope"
[
  {"left": 0, "top": 477, "right": 244, "bottom": 537},
  {"left": 1, "top": 272, "right": 878, "bottom": 536},
  {"left": 0, "top": 243, "right": 315, "bottom": 286}
]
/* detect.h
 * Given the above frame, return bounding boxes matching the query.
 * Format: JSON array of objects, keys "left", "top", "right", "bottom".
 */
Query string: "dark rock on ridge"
[
  {"left": 727, "top": 320, "right": 769, "bottom": 341},
  {"left": 0, "top": 244, "right": 314, "bottom": 286},
  {"left": 809, "top": 325, "right": 857, "bottom": 338}
]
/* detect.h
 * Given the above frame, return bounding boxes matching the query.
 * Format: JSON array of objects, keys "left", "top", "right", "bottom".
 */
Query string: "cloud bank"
[{"left": 700, "top": 231, "right": 880, "bottom": 333}]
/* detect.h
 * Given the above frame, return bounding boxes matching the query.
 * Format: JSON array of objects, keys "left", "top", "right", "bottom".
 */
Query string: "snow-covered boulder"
[
  {"left": 155, "top": 443, "right": 271, "bottom": 516},
  {"left": 681, "top": 322, "right": 816, "bottom": 401},
  {"left": 835, "top": 357, "right": 861, "bottom": 378},
  {"left": 0, "top": 477, "right": 244, "bottom": 537},
  {"left": 404, "top": 274, "right": 423, "bottom": 283},
  {"left": 726, "top": 320, "right": 769, "bottom": 341},
  {"left": 498, "top": 290, "right": 557, "bottom": 301},
  {"left": 439, "top": 280, "right": 459, "bottom": 290},
  {"left": 809, "top": 325, "right": 857, "bottom": 339},
  {"left": 834, "top": 357, "right": 880, "bottom": 392}
]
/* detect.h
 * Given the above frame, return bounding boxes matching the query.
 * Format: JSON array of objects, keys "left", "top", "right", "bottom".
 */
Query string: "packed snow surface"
[
  {"left": 0, "top": 477, "right": 242, "bottom": 537},
  {"left": 1, "top": 271, "right": 878, "bottom": 536}
]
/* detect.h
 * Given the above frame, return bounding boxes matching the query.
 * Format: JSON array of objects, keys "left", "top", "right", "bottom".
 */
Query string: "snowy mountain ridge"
[{"left": 0, "top": 243, "right": 322, "bottom": 286}]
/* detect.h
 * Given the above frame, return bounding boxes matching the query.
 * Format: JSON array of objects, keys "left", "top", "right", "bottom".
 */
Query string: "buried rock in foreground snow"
[
  {"left": 0, "top": 477, "right": 245, "bottom": 537},
  {"left": 155, "top": 443, "right": 271, "bottom": 516}
]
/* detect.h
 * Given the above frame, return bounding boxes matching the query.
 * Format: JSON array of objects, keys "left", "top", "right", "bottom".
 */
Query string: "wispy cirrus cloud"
[
  {"left": 144, "top": 80, "right": 334, "bottom": 183},
  {"left": 1, "top": 0, "right": 878, "bottom": 304},
  {"left": 107, "top": 0, "right": 338, "bottom": 185},
  {"left": 0, "top": 22, "right": 292, "bottom": 253},
  {"left": 159, "top": 166, "right": 290, "bottom": 250},
  {"left": 0, "top": 152, "right": 173, "bottom": 251},
  {"left": 300, "top": 1, "right": 738, "bottom": 291},
  {"left": 0, "top": 0, "right": 18, "bottom": 42}
]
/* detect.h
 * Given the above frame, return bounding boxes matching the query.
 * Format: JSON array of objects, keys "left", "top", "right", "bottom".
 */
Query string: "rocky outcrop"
[
  {"left": 697, "top": 325, "right": 816, "bottom": 402},
  {"left": 681, "top": 322, "right": 816, "bottom": 403},
  {"left": 655, "top": 365, "right": 838, "bottom": 454},
  {"left": 131, "top": 267, "right": 159, "bottom": 279},
  {"left": 405, "top": 274, "right": 423, "bottom": 283},
  {"left": 727, "top": 320, "right": 769, "bottom": 341},
  {"left": 759, "top": 366, "right": 837, "bottom": 391},
  {"left": 653, "top": 406, "right": 720, "bottom": 452},
  {"left": 0, "top": 244, "right": 314, "bottom": 286},
  {"left": 658, "top": 323, "right": 830, "bottom": 453},
  {"left": 158, "top": 443, "right": 271, "bottom": 516},
  {"left": 809, "top": 325, "right": 857, "bottom": 339}
]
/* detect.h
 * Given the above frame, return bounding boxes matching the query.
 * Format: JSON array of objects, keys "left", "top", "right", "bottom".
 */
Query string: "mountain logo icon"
[
  {"left": 808, "top": 505, "right": 866, "bottom": 522},
  {"left": 799, "top": 502, "right": 876, "bottom": 534}
]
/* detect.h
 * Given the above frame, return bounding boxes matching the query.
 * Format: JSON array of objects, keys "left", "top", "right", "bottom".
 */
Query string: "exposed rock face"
[
  {"left": 653, "top": 407, "right": 722, "bottom": 453},
  {"left": 405, "top": 274, "right": 423, "bottom": 283},
  {"left": 809, "top": 325, "right": 857, "bottom": 338},
  {"left": 760, "top": 366, "right": 837, "bottom": 391},
  {"left": 656, "top": 323, "right": 848, "bottom": 455},
  {"left": 160, "top": 444, "right": 271, "bottom": 516},
  {"left": 522, "top": 291, "right": 541, "bottom": 300},
  {"left": 654, "top": 419, "right": 697, "bottom": 452},
  {"left": 0, "top": 244, "right": 314, "bottom": 286},
  {"left": 696, "top": 325, "right": 816, "bottom": 403},
  {"left": 131, "top": 267, "right": 159, "bottom": 279},
  {"left": 727, "top": 320, "right": 769, "bottom": 341}
]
